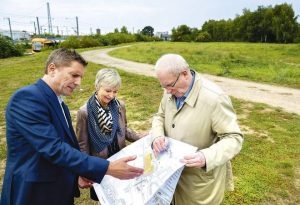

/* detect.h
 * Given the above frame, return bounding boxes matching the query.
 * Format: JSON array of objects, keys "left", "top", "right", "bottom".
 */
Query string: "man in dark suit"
[{"left": 0, "top": 48, "right": 143, "bottom": 205}]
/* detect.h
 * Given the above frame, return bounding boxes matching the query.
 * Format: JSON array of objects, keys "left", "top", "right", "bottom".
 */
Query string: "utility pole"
[
  {"left": 65, "top": 26, "right": 69, "bottom": 35},
  {"left": 5, "top": 18, "right": 13, "bottom": 40},
  {"left": 31, "top": 21, "right": 37, "bottom": 34},
  {"left": 47, "top": 2, "right": 53, "bottom": 34},
  {"left": 36, "top": 17, "right": 40, "bottom": 35},
  {"left": 76, "top": 16, "right": 79, "bottom": 36}
]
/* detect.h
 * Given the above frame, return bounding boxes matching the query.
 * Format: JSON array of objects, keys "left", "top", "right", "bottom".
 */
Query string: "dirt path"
[{"left": 81, "top": 46, "right": 300, "bottom": 115}]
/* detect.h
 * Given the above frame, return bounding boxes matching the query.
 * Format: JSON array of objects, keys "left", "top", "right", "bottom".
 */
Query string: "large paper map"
[{"left": 93, "top": 135, "right": 197, "bottom": 205}]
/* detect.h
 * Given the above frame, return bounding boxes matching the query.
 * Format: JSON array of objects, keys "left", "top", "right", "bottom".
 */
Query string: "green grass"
[
  {"left": 223, "top": 99, "right": 300, "bottom": 205},
  {"left": 110, "top": 42, "right": 300, "bottom": 88},
  {"left": 0, "top": 45, "right": 299, "bottom": 204}
]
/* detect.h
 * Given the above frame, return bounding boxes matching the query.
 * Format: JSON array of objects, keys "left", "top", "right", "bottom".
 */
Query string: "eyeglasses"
[{"left": 162, "top": 73, "right": 181, "bottom": 89}]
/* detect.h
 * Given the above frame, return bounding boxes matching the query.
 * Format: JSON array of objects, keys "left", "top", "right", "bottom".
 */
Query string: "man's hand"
[
  {"left": 181, "top": 151, "right": 206, "bottom": 168},
  {"left": 78, "top": 176, "right": 93, "bottom": 189},
  {"left": 106, "top": 155, "right": 144, "bottom": 180},
  {"left": 152, "top": 136, "right": 168, "bottom": 157}
]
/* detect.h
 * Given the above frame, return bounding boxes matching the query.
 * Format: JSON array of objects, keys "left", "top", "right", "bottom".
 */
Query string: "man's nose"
[
  {"left": 74, "top": 77, "right": 82, "bottom": 85},
  {"left": 166, "top": 89, "right": 172, "bottom": 95},
  {"left": 165, "top": 87, "right": 174, "bottom": 94}
]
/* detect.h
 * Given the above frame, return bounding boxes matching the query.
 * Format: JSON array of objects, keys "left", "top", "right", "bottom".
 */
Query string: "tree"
[
  {"left": 195, "top": 31, "right": 211, "bottom": 42},
  {"left": 257, "top": 6, "right": 274, "bottom": 42},
  {"left": 120, "top": 26, "right": 128, "bottom": 34},
  {"left": 272, "top": 3, "right": 298, "bottom": 43},
  {"left": 171, "top": 25, "right": 192, "bottom": 41},
  {"left": 141, "top": 26, "right": 154, "bottom": 36},
  {"left": 202, "top": 19, "right": 233, "bottom": 41}
]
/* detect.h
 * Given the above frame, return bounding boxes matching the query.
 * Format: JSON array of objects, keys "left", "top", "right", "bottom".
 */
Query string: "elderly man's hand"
[
  {"left": 181, "top": 151, "right": 206, "bottom": 168},
  {"left": 78, "top": 176, "right": 93, "bottom": 189},
  {"left": 151, "top": 136, "right": 169, "bottom": 157}
]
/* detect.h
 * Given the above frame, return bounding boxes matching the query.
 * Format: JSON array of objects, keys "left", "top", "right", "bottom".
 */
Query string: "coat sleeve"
[
  {"left": 151, "top": 93, "right": 167, "bottom": 140},
  {"left": 76, "top": 105, "right": 91, "bottom": 154},
  {"left": 200, "top": 94, "right": 243, "bottom": 172},
  {"left": 10, "top": 90, "right": 109, "bottom": 183}
]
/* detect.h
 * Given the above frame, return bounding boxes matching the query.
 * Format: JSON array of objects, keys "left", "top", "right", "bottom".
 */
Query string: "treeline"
[
  {"left": 60, "top": 32, "right": 160, "bottom": 49},
  {"left": 0, "top": 29, "right": 160, "bottom": 58},
  {"left": 171, "top": 3, "right": 300, "bottom": 43}
]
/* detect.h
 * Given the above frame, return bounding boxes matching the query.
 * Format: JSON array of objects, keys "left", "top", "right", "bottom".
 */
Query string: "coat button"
[{"left": 172, "top": 124, "right": 175, "bottom": 128}]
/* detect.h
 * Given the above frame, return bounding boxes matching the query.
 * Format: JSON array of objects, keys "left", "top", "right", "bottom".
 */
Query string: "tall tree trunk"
[{"left": 264, "top": 35, "right": 267, "bottom": 42}]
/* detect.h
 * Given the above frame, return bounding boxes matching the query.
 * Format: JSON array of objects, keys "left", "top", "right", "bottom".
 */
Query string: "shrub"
[
  {"left": 59, "top": 36, "right": 81, "bottom": 48},
  {"left": 195, "top": 31, "right": 211, "bottom": 42},
  {"left": 94, "top": 34, "right": 111, "bottom": 46},
  {"left": 135, "top": 33, "right": 159, "bottom": 42},
  {"left": 105, "top": 33, "right": 136, "bottom": 45},
  {"left": 0, "top": 36, "right": 24, "bottom": 58},
  {"left": 79, "top": 36, "right": 99, "bottom": 48}
]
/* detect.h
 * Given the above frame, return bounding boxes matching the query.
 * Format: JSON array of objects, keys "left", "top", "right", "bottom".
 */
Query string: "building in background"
[
  {"left": 155, "top": 31, "right": 171, "bottom": 41},
  {"left": 0, "top": 29, "right": 31, "bottom": 41},
  {"left": 96, "top": 28, "right": 101, "bottom": 35}
]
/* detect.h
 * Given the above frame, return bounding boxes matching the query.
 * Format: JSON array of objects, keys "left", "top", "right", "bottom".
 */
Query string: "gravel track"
[{"left": 81, "top": 46, "right": 300, "bottom": 115}]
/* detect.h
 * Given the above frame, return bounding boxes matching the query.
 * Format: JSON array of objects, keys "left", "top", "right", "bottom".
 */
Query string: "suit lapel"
[
  {"left": 61, "top": 102, "right": 80, "bottom": 149},
  {"left": 35, "top": 79, "right": 78, "bottom": 147}
]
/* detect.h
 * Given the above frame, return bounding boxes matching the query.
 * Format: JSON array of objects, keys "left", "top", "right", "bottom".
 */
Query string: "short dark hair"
[{"left": 45, "top": 48, "right": 88, "bottom": 74}]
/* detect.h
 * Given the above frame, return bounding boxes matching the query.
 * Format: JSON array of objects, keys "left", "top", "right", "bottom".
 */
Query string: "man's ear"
[
  {"left": 47, "top": 63, "right": 56, "bottom": 76},
  {"left": 182, "top": 70, "right": 188, "bottom": 77}
]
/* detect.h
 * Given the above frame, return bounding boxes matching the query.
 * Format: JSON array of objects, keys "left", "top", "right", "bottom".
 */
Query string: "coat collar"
[
  {"left": 167, "top": 70, "right": 202, "bottom": 109},
  {"left": 184, "top": 71, "right": 202, "bottom": 108}
]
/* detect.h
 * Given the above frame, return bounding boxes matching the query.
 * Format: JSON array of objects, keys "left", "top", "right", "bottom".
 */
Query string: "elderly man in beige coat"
[{"left": 151, "top": 54, "right": 243, "bottom": 205}]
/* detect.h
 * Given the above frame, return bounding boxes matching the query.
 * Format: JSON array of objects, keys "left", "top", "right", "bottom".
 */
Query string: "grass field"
[
  {"left": 0, "top": 43, "right": 299, "bottom": 204},
  {"left": 110, "top": 42, "right": 300, "bottom": 88}
]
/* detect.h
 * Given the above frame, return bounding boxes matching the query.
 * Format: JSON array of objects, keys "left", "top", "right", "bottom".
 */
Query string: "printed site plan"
[{"left": 93, "top": 135, "right": 197, "bottom": 205}]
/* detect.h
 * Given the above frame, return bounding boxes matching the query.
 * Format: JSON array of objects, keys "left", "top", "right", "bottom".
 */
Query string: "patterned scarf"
[{"left": 87, "top": 94, "right": 120, "bottom": 154}]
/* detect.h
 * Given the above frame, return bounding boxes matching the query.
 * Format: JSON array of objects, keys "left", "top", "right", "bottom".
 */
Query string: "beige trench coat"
[
  {"left": 76, "top": 100, "right": 142, "bottom": 158},
  {"left": 151, "top": 71, "right": 243, "bottom": 205}
]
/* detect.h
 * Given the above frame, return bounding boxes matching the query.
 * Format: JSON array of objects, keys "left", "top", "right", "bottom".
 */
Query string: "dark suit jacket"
[{"left": 0, "top": 79, "right": 109, "bottom": 205}]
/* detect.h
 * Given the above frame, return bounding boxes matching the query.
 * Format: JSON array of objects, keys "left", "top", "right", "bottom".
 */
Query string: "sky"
[{"left": 0, "top": 0, "right": 299, "bottom": 35}]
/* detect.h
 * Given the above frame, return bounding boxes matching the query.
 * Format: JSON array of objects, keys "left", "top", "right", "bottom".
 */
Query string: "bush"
[
  {"left": 79, "top": 36, "right": 99, "bottom": 48},
  {"left": 0, "top": 36, "right": 24, "bottom": 58},
  {"left": 59, "top": 32, "right": 163, "bottom": 49},
  {"left": 134, "top": 33, "right": 161, "bottom": 42},
  {"left": 60, "top": 36, "right": 81, "bottom": 48},
  {"left": 293, "top": 35, "right": 300, "bottom": 43},
  {"left": 94, "top": 34, "right": 111, "bottom": 46},
  {"left": 60, "top": 36, "right": 103, "bottom": 49},
  {"left": 105, "top": 33, "right": 136, "bottom": 45},
  {"left": 195, "top": 31, "right": 211, "bottom": 42}
]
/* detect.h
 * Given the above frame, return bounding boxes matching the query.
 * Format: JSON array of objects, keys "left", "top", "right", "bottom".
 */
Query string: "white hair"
[
  {"left": 95, "top": 68, "right": 121, "bottom": 91},
  {"left": 154, "top": 54, "right": 189, "bottom": 75}
]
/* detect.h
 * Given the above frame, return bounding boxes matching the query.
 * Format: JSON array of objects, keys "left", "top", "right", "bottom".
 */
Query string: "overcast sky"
[{"left": 0, "top": 0, "right": 299, "bottom": 35}]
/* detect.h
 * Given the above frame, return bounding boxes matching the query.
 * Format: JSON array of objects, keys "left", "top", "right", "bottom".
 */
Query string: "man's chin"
[
  {"left": 62, "top": 91, "right": 73, "bottom": 96},
  {"left": 65, "top": 88, "right": 75, "bottom": 96},
  {"left": 174, "top": 93, "right": 183, "bottom": 98}
]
